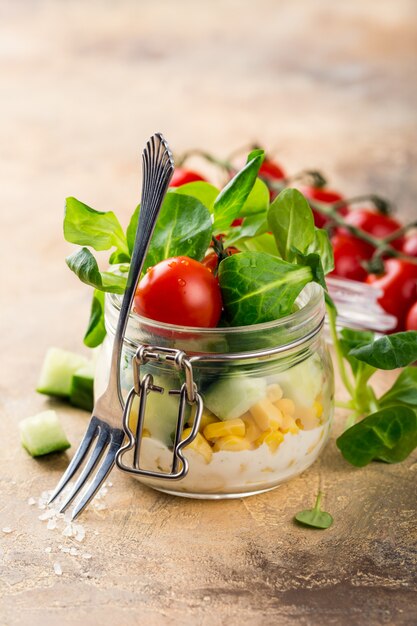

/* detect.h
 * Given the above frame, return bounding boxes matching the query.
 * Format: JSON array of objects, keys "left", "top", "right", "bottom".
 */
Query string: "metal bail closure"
[{"left": 115, "top": 346, "right": 203, "bottom": 480}]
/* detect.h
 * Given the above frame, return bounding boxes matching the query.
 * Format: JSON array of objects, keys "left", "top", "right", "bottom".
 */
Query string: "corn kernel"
[
  {"left": 314, "top": 401, "right": 323, "bottom": 418},
  {"left": 241, "top": 412, "right": 262, "bottom": 443},
  {"left": 188, "top": 409, "right": 219, "bottom": 431},
  {"left": 181, "top": 427, "right": 213, "bottom": 464},
  {"left": 254, "top": 429, "right": 284, "bottom": 452},
  {"left": 213, "top": 435, "right": 251, "bottom": 452},
  {"left": 276, "top": 397, "right": 295, "bottom": 416},
  {"left": 250, "top": 399, "right": 283, "bottom": 431},
  {"left": 266, "top": 383, "right": 283, "bottom": 403},
  {"left": 280, "top": 413, "right": 299, "bottom": 434},
  {"left": 204, "top": 418, "right": 245, "bottom": 441},
  {"left": 297, "top": 407, "right": 320, "bottom": 430},
  {"left": 263, "top": 430, "right": 284, "bottom": 453}
]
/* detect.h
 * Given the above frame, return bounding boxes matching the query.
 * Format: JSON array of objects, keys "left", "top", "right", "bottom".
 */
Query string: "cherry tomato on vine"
[
  {"left": 330, "top": 233, "right": 373, "bottom": 282},
  {"left": 405, "top": 301, "right": 417, "bottom": 331},
  {"left": 134, "top": 256, "right": 222, "bottom": 327},
  {"left": 169, "top": 168, "right": 207, "bottom": 187},
  {"left": 301, "top": 186, "right": 348, "bottom": 229},
  {"left": 402, "top": 233, "right": 417, "bottom": 257},
  {"left": 343, "top": 210, "right": 404, "bottom": 249},
  {"left": 259, "top": 159, "right": 286, "bottom": 182},
  {"left": 258, "top": 159, "right": 286, "bottom": 200},
  {"left": 202, "top": 248, "right": 240, "bottom": 273},
  {"left": 366, "top": 259, "right": 417, "bottom": 330}
]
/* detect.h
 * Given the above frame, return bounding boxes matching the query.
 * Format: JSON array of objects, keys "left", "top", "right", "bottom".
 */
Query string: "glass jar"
[{"left": 95, "top": 283, "right": 334, "bottom": 499}]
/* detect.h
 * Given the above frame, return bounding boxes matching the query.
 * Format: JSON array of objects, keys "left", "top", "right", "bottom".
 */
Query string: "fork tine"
[
  {"left": 71, "top": 428, "right": 124, "bottom": 521},
  {"left": 47, "top": 416, "right": 100, "bottom": 505},
  {"left": 58, "top": 426, "right": 110, "bottom": 514}
]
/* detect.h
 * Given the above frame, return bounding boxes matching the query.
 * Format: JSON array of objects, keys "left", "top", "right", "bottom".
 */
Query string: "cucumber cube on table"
[
  {"left": 19, "top": 410, "right": 71, "bottom": 457},
  {"left": 36, "top": 347, "right": 95, "bottom": 411},
  {"left": 37, "top": 347, "right": 89, "bottom": 397}
]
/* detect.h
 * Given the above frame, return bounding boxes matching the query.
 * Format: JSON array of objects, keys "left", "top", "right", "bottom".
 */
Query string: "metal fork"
[{"left": 48, "top": 133, "right": 174, "bottom": 519}]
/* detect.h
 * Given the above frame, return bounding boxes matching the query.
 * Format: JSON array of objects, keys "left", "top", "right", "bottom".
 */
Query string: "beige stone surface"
[{"left": 0, "top": 1, "right": 416, "bottom": 625}]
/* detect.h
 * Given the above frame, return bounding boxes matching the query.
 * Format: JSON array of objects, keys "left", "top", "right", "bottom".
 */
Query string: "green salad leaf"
[
  {"left": 218, "top": 251, "right": 313, "bottom": 326},
  {"left": 126, "top": 204, "right": 140, "bottom": 256},
  {"left": 378, "top": 367, "right": 417, "bottom": 408},
  {"left": 66, "top": 247, "right": 127, "bottom": 294},
  {"left": 142, "top": 192, "right": 212, "bottom": 272},
  {"left": 339, "top": 328, "right": 375, "bottom": 376},
  {"left": 349, "top": 331, "right": 417, "bottom": 370},
  {"left": 84, "top": 289, "right": 107, "bottom": 348},
  {"left": 238, "top": 232, "right": 280, "bottom": 256},
  {"left": 171, "top": 181, "right": 219, "bottom": 213},
  {"left": 225, "top": 213, "right": 268, "bottom": 247},
  {"left": 268, "top": 188, "right": 315, "bottom": 262},
  {"left": 306, "top": 228, "right": 334, "bottom": 274},
  {"left": 239, "top": 177, "right": 270, "bottom": 217},
  {"left": 294, "top": 492, "right": 333, "bottom": 529},
  {"left": 213, "top": 150, "right": 264, "bottom": 232},
  {"left": 64, "top": 197, "right": 128, "bottom": 255},
  {"left": 336, "top": 405, "right": 417, "bottom": 466}
]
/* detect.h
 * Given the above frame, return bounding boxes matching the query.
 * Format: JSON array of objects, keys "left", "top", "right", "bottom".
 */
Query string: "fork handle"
[{"left": 106, "top": 133, "right": 174, "bottom": 408}]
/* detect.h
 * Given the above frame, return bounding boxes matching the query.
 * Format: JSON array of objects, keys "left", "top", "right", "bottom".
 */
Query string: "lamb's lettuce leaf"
[
  {"left": 213, "top": 150, "right": 264, "bottom": 232},
  {"left": 218, "top": 251, "right": 313, "bottom": 326}
]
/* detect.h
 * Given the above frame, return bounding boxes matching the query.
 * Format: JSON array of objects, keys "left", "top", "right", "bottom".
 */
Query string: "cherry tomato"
[
  {"left": 366, "top": 259, "right": 417, "bottom": 330},
  {"left": 201, "top": 251, "right": 219, "bottom": 273},
  {"left": 343, "top": 210, "right": 404, "bottom": 249},
  {"left": 134, "top": 256, "right": 222, "bottom": 327},
  {"left": 405, "top": 301, "right": 417, "bottom": 331},
  {"left": 169, "top": 168, "right": 207, "bottom": 187},
  {"left": 301, "top": 186, "right": 348, "bottom": 229},
  {"left": 402, "top": 233, "right": 417, "bottom": 257},
  {"left": 202, "top": 248, "right": 240, "bottom": 273},
  {"left": 330, "top": 233, "right": 373, "bottom": 282},
  {"left": 259, "top": 159, "right": 286, "bottom": 182},
  {"left": 258, "top": 159, "right": 286, "bottom": 200}
]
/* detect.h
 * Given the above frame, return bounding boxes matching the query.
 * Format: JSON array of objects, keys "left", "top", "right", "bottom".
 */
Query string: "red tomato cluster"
[{"left": 159, "top": 162, "right": 417, "bottom": 331}]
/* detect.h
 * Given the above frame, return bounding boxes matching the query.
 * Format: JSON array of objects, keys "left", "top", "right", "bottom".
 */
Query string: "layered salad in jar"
[{"left": 66, "top": 148, "right": 336, "bottom": 497}]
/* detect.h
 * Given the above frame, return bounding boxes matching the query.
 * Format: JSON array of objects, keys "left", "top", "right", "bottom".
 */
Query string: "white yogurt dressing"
[{"left": 134, "top": 421, "right": 330, "bottom": 495}]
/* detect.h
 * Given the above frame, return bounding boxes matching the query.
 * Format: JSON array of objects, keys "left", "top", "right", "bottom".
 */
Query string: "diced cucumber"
[
  {"left": 203, "top": 376, "right": 267, "bottom": 420},
  {"left": 37, "top": 347, "right": 89, "bottom": 397},
  {"left": 274, "top": 354, "right": 323, "bottom": 408},
  {"left": 19, "top": 410, "right": 71, "bottom": 457},
  {"left": 129, "top": 374, "right": 189, "bottom": 446},
  {"left": 69, "top": 363, "right": 95, "bottom": 411}
]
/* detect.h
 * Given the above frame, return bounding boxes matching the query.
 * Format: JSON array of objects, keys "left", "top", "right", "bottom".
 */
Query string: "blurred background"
[{"left": 1, "top": 0, "right": 416, "bottom": 375}]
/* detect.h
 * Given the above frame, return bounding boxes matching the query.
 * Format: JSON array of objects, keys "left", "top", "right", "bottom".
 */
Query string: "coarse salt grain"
[
  {"left": 82, "top": 553, "right": 92, "bottom": 560},
  {"left": 53, "top": 562, "right": 62, "bottom": 576},
  {"left": 28, "top": 497, "right": 36, "bottom": 506},
  {"left": 2, "top": 527, "right": 13, "bottom": 534},
  {"left": 45, "top": 547, "right": 52, "bottom": 553}
]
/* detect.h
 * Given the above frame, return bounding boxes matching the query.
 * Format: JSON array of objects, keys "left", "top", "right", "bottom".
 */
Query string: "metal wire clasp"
[{"left": 115, "top": 346, "right": 203, "bottom": 480}]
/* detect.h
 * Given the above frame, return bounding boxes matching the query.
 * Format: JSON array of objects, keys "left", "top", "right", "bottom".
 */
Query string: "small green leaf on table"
[
  {"left": 294, "top": 492, "right": 333, "bottom": 529},
  {"left": 336, "top": 405, "right": 417, "bottom": 466}
]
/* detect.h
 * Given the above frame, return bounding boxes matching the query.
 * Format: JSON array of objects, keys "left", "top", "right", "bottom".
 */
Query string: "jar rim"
[{"left": 108, "top": 282, "right": 325, "bottom": 336}]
